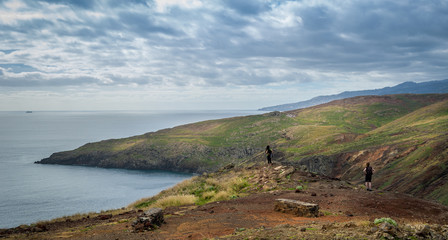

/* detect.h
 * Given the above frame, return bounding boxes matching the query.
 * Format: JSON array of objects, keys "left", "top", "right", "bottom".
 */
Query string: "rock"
[
  {"left": 132, "top": 208, "right": 165, "bottom": 232},
  {"left": 378, "top": 221, "right": 402, "bottom": 239},
  {"left": 274, "top": 199, "right": 319, "bottom": 217},
  {"left": 417, "top": 224, "right": 431, "bottom": 238},
  {"left": 31, "top": 226, "right": 45, "bottom": 233},
  {"left": 97, "top": 214, "right": 113, "bottom": 220},
  {"left": 278, "top": 167, "right": 295, "bottom": 178},
  {"left": 368, "top": 226, "right": 379, "bottom": 235},
  {"left": 274, "top": 166, "right": 283, "bottom": 171},
  {"left": 321, "top": 223, "right": 336, "bottom": 231},
  {"left": 344, "top": 222, "right": 356, "bottom": 228}
]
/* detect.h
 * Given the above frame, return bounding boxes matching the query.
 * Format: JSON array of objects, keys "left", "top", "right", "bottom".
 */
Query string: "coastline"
[{"left": 1, "top": 110, "right": 256, "bottom": 229}]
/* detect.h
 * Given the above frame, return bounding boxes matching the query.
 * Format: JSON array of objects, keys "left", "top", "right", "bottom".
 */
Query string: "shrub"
[{"left": 374, "top": 217, "right": 397, "bottom": 227}]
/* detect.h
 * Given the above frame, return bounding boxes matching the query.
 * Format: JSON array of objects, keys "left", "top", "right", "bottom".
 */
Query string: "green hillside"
[{"left": 37, "top": 94, "right": 448, "bottom": 204}]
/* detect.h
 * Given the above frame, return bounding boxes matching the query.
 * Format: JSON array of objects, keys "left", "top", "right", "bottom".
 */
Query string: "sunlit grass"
[{"left": 152, "top": 194, "right": 198, "bottom": 208}]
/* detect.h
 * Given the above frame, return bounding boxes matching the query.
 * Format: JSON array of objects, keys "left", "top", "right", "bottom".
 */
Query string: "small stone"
[{"left": 368, "top": 226, "right": 379, "bottom": 235}]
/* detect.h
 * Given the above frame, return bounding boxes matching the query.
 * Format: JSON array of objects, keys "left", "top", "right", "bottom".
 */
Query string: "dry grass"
[
  {"left": 211, "top": 191, "right": 231, "bottom": 201},
  {"left": 202, "top": 191, "right": 217, "bottom": 200},
  {"left": 152, "top": 194, "right": 197, "bottom": 208},
  {"left": 131, "top": 168, "right": 253, "bottom": 209}
]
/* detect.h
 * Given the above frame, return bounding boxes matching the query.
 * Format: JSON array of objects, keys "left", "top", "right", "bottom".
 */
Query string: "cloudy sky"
[{"left": 0, "top": 0, "right": 447, "bottom": 110}]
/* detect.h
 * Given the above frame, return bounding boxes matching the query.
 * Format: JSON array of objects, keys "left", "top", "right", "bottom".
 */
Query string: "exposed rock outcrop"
[
  {"left": 132, "top": 208, "right": 165, "bottom": 232},
  {"left": 274, "top": 199, "right": 319, "bottom": 217}
]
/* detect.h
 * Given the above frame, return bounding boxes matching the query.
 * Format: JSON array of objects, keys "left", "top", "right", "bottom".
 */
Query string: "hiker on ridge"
[
  {"left": 265, "top": 145, "right": 273, "bottom": 165},
  {"left": 363, "top": 162, "right": 374, "bottom": 191}
]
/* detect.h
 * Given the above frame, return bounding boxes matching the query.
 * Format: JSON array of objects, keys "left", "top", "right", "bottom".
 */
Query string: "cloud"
[
  {"left": 36, "top": 0, "right": 95, "bottom": 9},
  {"left": 0, "top": 0, "right": 447, "bottom": 110},
  {"left": 0, "top": 64, "right": 39, "bottom": 73}
]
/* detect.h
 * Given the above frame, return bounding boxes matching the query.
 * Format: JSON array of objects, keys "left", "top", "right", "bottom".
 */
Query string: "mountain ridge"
[{"left": 259, "top": 79, "right": 448, "bottom": 111}]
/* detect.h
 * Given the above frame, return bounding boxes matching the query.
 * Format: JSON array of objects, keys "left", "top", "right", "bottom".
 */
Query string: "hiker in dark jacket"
[
  {"left": 265, "top": 145, "right": 273, "bottom": 165},
  {"left": 363, "top": 162, "right": 374, "bottom": 191}
]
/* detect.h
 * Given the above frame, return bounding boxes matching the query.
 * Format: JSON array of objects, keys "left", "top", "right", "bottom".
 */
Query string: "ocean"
[{"left": 0, "top": 110, "right": 260, "bottom": 229}]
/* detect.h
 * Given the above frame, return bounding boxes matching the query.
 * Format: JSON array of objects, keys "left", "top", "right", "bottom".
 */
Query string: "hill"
[
  {"left": 259, "top": 79, "right": 448, "bottom": 111},
  {"left": 36, "top": 94, "right": 448, "bottom": 205},
  {"left": 3, "top": 164, "right": 448, "bottom": 239}
]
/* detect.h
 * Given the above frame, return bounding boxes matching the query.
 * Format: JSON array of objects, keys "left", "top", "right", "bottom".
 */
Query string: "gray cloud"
[
  {"left": 0, "top": 64, "right": 39, "bottom": 73},
  {"left": 0, "top": 0, "right": 447, "bottom": 109},
  {"left": 118, "top": 12, "right": 181, "bottom": 37},
  {"left": 224, "top": 0, "right": 271, "bottom": 15},
  {"left": 0, "top": 73, "right": 101, "bottom": 87},
  {"left": 0, "top": 49, "right": 17, "bottom": 54},
  {"left": 35, "top": 0, "right": 96, "bottom": 9}
]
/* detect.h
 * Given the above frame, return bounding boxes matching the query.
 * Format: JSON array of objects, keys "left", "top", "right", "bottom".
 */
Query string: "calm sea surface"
[{"left": 0, "top": 110, "right": 260, "bottom": 228}]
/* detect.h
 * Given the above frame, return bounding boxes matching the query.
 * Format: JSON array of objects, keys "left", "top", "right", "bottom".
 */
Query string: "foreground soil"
[{"left": 2, "top": 165, "right": 448, "bottom": 239}]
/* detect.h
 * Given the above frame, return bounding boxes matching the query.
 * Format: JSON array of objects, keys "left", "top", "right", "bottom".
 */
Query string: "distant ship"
[{"left": 25, "top": 111, "right": 33, "bottom": 113}]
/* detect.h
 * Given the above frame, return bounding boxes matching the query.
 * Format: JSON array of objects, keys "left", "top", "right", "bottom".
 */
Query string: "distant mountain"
[{"left": 259, "top": 79, "right": 448, "bottom": 111}]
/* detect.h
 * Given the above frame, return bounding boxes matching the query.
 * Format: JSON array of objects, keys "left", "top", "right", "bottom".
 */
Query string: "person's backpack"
[{"left": 366, "top": 166, "right": 373, "bottom": 175}]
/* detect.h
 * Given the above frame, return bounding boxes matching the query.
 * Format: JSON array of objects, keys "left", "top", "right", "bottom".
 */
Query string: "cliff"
[{"left": 36, "top": 94, "right": 448, "bottom": 205}]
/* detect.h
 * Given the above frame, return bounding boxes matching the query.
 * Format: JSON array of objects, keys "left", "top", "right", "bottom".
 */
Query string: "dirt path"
[{"left": 2, "top": 168, "right": 448, "bottom": 239}]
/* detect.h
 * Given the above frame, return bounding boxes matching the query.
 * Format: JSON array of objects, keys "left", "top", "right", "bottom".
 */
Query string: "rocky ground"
[{"left": 2, "top": 164, "right": 448, "bottom": 239}]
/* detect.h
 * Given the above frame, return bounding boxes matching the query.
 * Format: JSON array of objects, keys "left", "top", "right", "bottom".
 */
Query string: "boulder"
[
  {"left": 278, "top": 166, "right": 295, "bottom": 178},
  {"left": 132, "top": 208, "right": 165, "bottom": 232},
  {"left": 274, "top": 199, "right": 319, "bottom": 217}
]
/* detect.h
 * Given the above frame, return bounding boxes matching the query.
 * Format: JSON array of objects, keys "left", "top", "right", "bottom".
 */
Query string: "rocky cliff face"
[
  {"left": 37, "top": 143, "right": 261, "bottom": 173},
  {"left": 289, "top": 137, "right": 448, "bottom": 205}
]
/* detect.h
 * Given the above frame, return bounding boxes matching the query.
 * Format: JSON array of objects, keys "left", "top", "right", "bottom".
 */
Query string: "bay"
[{"left": 0, "top": 110, "right": 260, "bottom": 228}]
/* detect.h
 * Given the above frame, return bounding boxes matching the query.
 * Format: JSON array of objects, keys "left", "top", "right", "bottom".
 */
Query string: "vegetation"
[
  {"left": 374, "top": 217, "right": 398, "bottom": 227},
  {"left": 133, "top": 169, "right": 252, "bottom": 209},
  {"left": 39, "top": 94, "right": 448, "bottom": 205}
]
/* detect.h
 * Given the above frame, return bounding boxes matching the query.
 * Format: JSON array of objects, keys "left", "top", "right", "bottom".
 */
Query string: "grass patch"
[
  {"left": 152, "top": 195, "right": 197, "bottom": 208},
  {"left": 132, "top": 172, "right": 253, "bottom": 209}
]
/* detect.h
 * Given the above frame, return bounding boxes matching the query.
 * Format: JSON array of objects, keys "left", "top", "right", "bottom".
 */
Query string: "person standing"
[
  {"left": 363, "top": 162, "right": 374, "bottom": 191},
  {"left": 265, "top": 145, "right": 273, "bottom": 165}
]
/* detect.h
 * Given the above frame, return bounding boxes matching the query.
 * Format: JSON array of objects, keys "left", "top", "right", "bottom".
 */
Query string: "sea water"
[{"left": 0, "top": 110, "right": 260, "bottom": 228}]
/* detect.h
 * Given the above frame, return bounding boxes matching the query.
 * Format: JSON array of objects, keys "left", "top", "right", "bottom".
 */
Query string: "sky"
[{"left": 0, "top": 0, "right": 447, "bottom": 111}]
